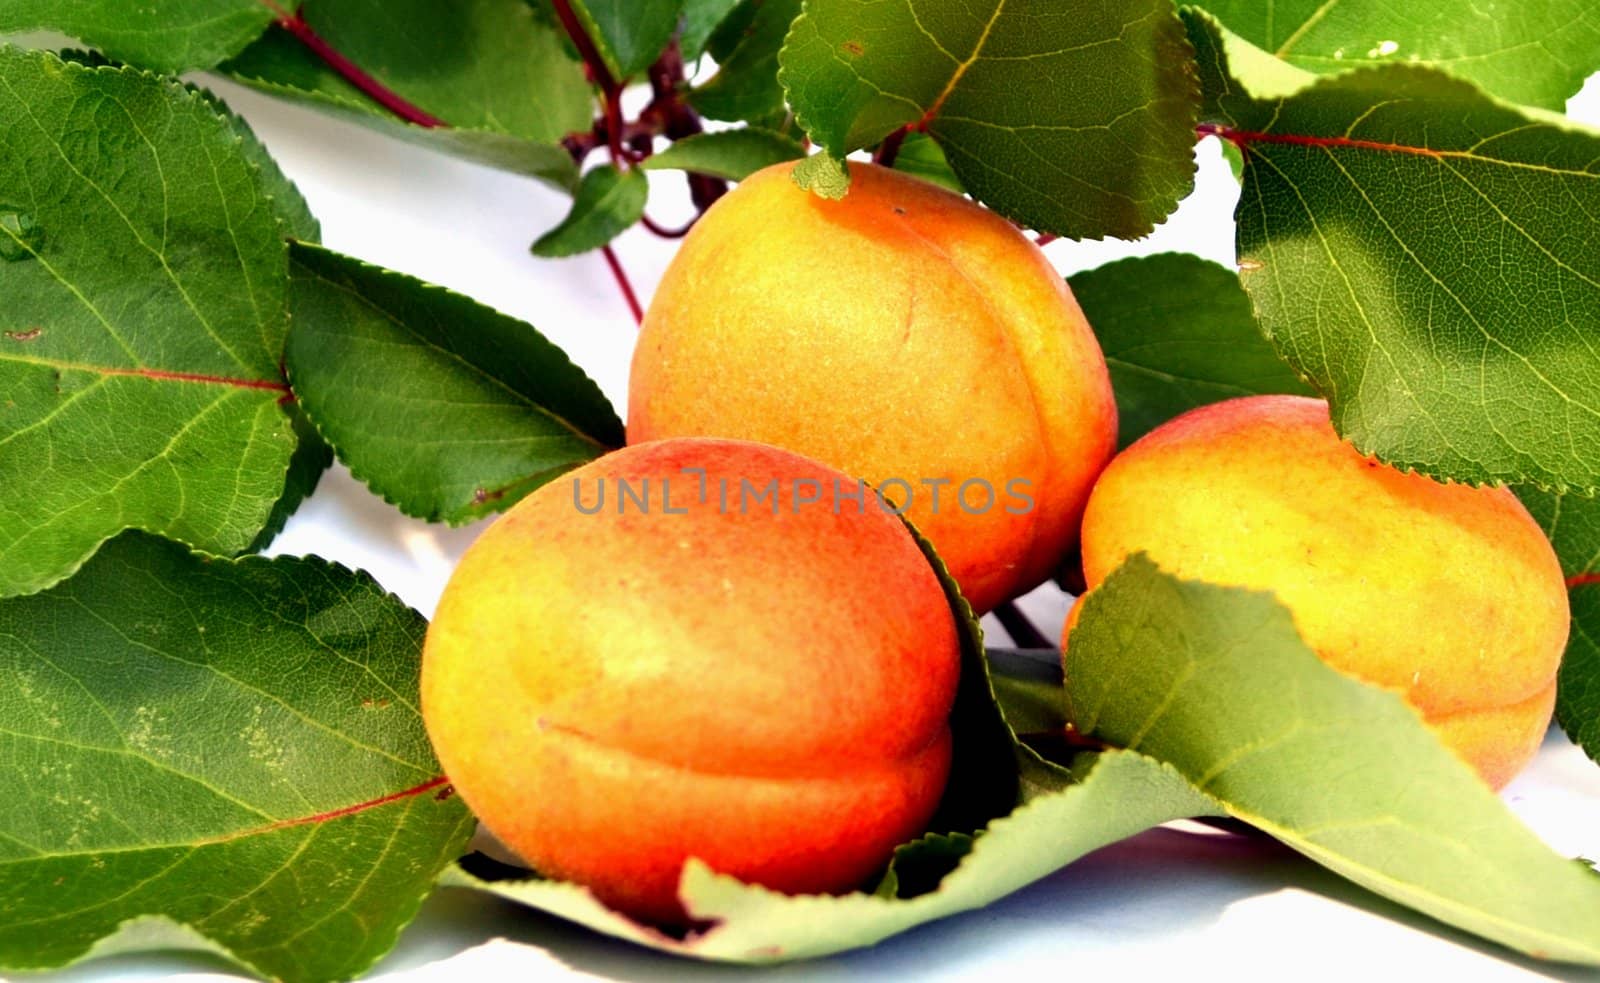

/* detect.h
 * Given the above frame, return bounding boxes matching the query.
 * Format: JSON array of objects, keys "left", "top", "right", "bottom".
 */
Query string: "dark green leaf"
[
  {"left": 246, "top": 404, "right": 334, "bottom": 554},
  {"left": 531, "top": 165, "right": 650, "bottom": 257},
  {"left": 1068, "top": 253, "right": 1315, "bottom": 448},
  {"left": 0, "top": 533, "right": 474, "bottom": 981},
  {"left": 0, "top": 49, "right": 311, "bottom": 598},
  {"left": 569, "top": 0, "right": 681, "bottom": 79},
  {"left": 1067, "top": 555, "right": 1600, "bottom": 965},
  {"left": 691, "top": 0, "right": 801, "bottom": 122},
  {"left": 1515, "top": 487, "right": 1600, "bottom": 766},
  {"left": 779, "top": 0, "right": 1200, "bottom": 238},
  {"left": 640, "top": 127, "right": 803, "bottom": 181},
  {"left": 0, "top": 1, "right": 273, "bottom": 73},
  {"left": 1189, "top": 10, "right": 1600, "bottom": 493},
  {"left": 219, "top": 0, "right": 591, "bottom": 190},
  {"left": 892, "top": 132, "right": 963, "bottom": 194},
  {"left": 681, "top": 0, "right": 746, "bottom": 60},
  {"left": 1191, "top": 0, "right": 1600, "bottom": 111},
  {"left": 285, "top": 242, "right": 623, "bottom": 524}
]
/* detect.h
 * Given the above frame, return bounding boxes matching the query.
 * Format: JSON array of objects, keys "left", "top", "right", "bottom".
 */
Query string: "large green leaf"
[
  {"left": 1067, "top": 556, "right": 1600, "bottom": 965},
  {"left": 219, "top": 0, "right": 591, "bottom": 189},
  {"left": 1068, "top": 253, "right": 1315, "bottom": 449},
  {"left": 569, "top": 0, "right": 682, "bottom": 79},
  {"left": 0, "top": 0, "right": 273, "bottom": 73},
  {"left": 530, "top": 165, "right": 649, "bottom": 257},
  {"left": 691, "top": 0, "right": 801, "bottom": 122},
  {"left": 1192, "top": 0, "right": 1600, "bottom": 111},
  {"left": 0, "top": 48, "right": 312, "bottom": 598},
  {"left": 1188, "top": 10, "right": 1600, "bottom": 494},
  {"left": 778, "top": 0, "right": 1200, "bottom": 239},
  {"left": 285, "top": 242, "right": 623, "bottom": 524},
  {"left": 1516, "top": 487, "right": 1600, "bottom": 767},
  {"left": 639, "top": 127, "right": 804, "bottom": 181},
  {"left": 0, "top": 533, "right": 474, "bottom": 981},
  {"left": 444, "top": 748, "right": 1209, "bottom": 962}
]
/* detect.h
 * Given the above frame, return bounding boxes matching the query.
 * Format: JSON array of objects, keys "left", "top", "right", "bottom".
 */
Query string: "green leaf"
[
  {"left": 640, "top": 127, "right": 803, "bottom": 181},
  {"left": 691, "top": 0, "right": 802, "bottom": 122},
  {"left": 530, "top": 165, "right": 650, "bottom": 257},
  {"left": 0, "top": 49, "right": 313, "bottom": 598},
  {"left": 0, "top": 533, "right": 474, "bottom": 981},
  {"left": 778, "top": 0, "right": 1200, "bottom": 239},
  {"left": 569, "top": 0, "right": 681, "bottom": 79},
  {"left": 1514, "top": 487, "right": 1600, "bottom": 767},
  {"left": 1188, "top": 10, "right": 1600, "bottom": 494},
  {"left": 1067, "top": 555, "right": 1600, "bottom": 965},
  {"left": 681, "top": 0, "right": 746, "bottom": 60},
  {"left": 790, "top": 151, "right": 850, "bottom": 199},
  {"left": 219, "top": 0, "right": 591, "bottom": 190},
  {"left": 246, "top": 404, "right": 334, "bottom": 554},
  {"left": 1068, "top": 254, "right": 1315, "bottom": 449},
  {"left": 0, "top": 1, "right": 273, "bottom": 73},
  {"left": 892, "top": 132, "right": 963, "bottom": 194},
  {"left": 285, "top": 242, "right": 623, "bottom": 524},
  {"left": 1190, "top": 0, "right": 1600, "bottom": 111},
  {"left": 444, "top": 748, "right": 1208, "bottom": 962}
]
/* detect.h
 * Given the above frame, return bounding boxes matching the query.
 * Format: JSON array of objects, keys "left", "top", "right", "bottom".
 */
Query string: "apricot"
[
  {"left": 628, "top": 161, "right": 1117, "bottom": 614},
  {"left": 1073, "top": 395, "right": 1568, "bottom": 790},
  {"left": 421, "top": 438, "right": 960, "bottom": 924}
]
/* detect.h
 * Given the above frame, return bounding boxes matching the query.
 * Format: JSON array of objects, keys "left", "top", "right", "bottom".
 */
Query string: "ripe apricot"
[
  {"left": 1074, "top": 395, "right": 1568, "bottom": 789},
  {"left": 421, "top": 438, "right": 960, "bottom": 924},
  {"left": 628, "top": 161, "right": 1117, "bottom": 614}
]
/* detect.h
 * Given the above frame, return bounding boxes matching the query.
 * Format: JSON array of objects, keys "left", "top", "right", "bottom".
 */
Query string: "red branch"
[
  {"left": 873, "top": 126, "right": 909, "bottom": 167},
  {"left": 1196, "top": 122, "right": 1447, "bottom": 160},
  {"left": 640, "top": 213, "right": 695, "bottom": 239},
  {"left": 600, "top": 245, "right": 644, "bottom": 324},
  {"left": 264, "top": 3, "right": 445, "bottom": 128},
  {"left": 1568, "top": 573, "right": 1600, "bottom": 590}
]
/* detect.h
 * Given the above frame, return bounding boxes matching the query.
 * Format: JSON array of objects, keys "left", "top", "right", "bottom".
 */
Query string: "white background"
[{"left": 39, "top": 64, "right": 1600, "bottom": 983}]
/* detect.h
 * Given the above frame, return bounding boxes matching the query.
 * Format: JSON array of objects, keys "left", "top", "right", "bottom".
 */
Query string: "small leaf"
[
  {"left": 640, "top": 127, "right": 804, "bottom": 181},
  {"left": 691, "top": 0, "right": 802, "bottom": 122},
  {"left": 1514, "top": 487, "right": 1600, "bottom": 767},
  {"left": 681, "top": 0, "right": 746, "bottom": 60},
  {"left": 0, "top": 533, "right": 474, "bottom": 981},
  {"left": 779, "top": 0, "right": 1201, "bottom": 239},
  {"left": 791, "top": 151, "right": 850, "bottom": 200},
  {"left": 1189, "top": 10, "right": 1600, "bottom": 493},
  {"left": 220, "top": 0, "right": 590, "bottom": 190},
  {"left": 1068, "top": 254, "right": 1315, "bottom": 448},
  {"left": 531, "top": 165, "right": 650, "bottom": 257},
  {"left": 0, "top": 49, "right": 313, "bottom": 598},
  {"left": 285, "top": 243, "right": 623, "bottom": 524},
  {"left": 1067, "top": 555, "right": 1600, "bottom": 965},
  {"left": 892, "top": 132, "right": 963, "bottom": 194},
  {"left": 0, "top": 0, "right": 274, "bottom": 73},
  {"left": 1190, "top": 0, "right": 1600, "bottom": 111},
  {"left": 568, "top": 0, "right": 682, "bottom": 79}
]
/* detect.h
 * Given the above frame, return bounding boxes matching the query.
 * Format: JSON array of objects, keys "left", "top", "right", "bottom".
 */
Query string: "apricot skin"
[
  {"left": 1074, "top": 395, "right": 1568, "bottom": 790},
  {"left": 628, "top": 161, "right": 1117, "bottom": 614},
  {"left": 421, "top": 438, "right": 960, "bottom": 924}
]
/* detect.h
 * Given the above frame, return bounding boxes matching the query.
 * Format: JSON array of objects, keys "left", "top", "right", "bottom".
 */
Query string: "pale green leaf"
[
  {"left": 790, "top": 151, "right": 849, "bottom": 199},
  {"left": 1067, "top": 555, "right": 1600, "bottom": 965}
]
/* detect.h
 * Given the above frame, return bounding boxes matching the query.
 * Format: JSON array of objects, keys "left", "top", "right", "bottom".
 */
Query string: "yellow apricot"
[
  {"left": 628, "top": 161, "right": 1117, "bottom": 614},
  {"left": 422, "top": 438, "right": 960, "bottom": 924},
  {"left": 1074, "top": 395, "right": 1568, "bottom": 789}
]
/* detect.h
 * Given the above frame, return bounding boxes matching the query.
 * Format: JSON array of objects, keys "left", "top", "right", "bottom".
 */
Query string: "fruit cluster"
[{"left": 422, "top": 163, "right": 1569, "bottom": 924}]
